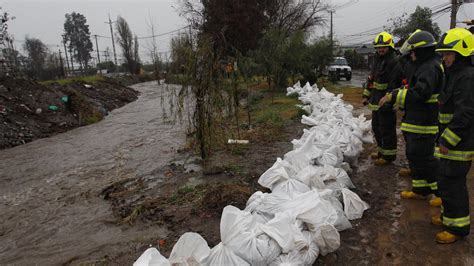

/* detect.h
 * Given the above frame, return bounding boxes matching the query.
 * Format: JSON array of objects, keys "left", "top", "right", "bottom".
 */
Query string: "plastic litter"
[{"left": 228, "top": 139, "right": 249, "bottom": 144}]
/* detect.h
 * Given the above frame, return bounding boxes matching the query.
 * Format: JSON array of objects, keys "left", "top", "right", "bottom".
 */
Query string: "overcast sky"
[{"left": 2, "top": 0, "right": 473, "bottom": 64}]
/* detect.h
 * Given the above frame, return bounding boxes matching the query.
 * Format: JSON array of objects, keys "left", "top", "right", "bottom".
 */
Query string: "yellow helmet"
[
  {"left": 373, "top": 31, "right": 395, "bottom": 49},
  {"left": 436, "top": 28, "right": 474, "bottom": 57}
]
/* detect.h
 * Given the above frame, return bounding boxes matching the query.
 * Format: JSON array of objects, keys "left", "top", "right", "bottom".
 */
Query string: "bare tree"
[
  {"left": 145, "top": 15, "right": 162, "bottom": 83},
  {"left": 270, "top": 0, "right": 327, "bottom": 36},
  {"left": 115, "top": 16, "right": 141, "bottom": 74}
]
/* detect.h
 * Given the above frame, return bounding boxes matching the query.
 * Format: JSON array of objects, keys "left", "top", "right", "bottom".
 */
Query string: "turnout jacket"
[
  {"left": 363, "top": 50, "right": 403, "bottom": 112},
  {"left": 389, "top": 54, "right": 444, "bottom": 134},
  {"left": 436, "top": 59, "right": 474, "bottom": 161}
]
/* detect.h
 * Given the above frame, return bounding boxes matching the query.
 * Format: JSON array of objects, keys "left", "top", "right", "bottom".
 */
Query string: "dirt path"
[{"left": 0, "top": 81, "right": 187, "bottom": 264}]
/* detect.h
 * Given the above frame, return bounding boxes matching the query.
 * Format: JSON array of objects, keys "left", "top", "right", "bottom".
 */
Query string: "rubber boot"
[
  {"left": 398, "top": 168, "right": 411, "bottom": 177},
  {"left": 436, "top": 231, "right": 460, "bottom": 244},
  {"left": 400, "top": 191, "right": 427, "bottom": 199},
  {"left": 370, "top": 152, "right": 381, "bottom": 159},
  {"left": 431, "top": 215, "right": 442, "bottom": 226},
  {"left": 374, "top": 158, "right": 391, "bottom": 166},
  {"left": 429, "top": 197, "right": 442, "bottom": 207}
]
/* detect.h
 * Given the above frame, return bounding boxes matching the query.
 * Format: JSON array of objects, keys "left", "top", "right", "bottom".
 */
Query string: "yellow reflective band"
[
  {"left": 435, "top": 148, "right": 474, "bottom": 161},
  {"left": 439, "top": 113, "right": 453, "bottom": 124},
  {"left": 442, "top": 215, "right": 470, "bottom": 228},
  {"left": 363, "top": 89, "right": 371, "bottom": 97},
  {"left": 395, "top": 88, "right": 408, "bottom": 107},
  {"left": 400, "top": 123, "right": 439, "bottom": 134},
  {"left": 426, "top": 94, "right": 439, "bottom": 103},
  {"left": 439, "top": 63, "right": 445, "bottom": 73},
  {"left": 368, "top": 103, "right": 380, "bottom": 111},
  {"left": 441, "top": 128, "right": 461, "bottom": 147},
  {"left": 374, "top": 82, "right": 388, "bottom": 90},
  {"left": 412, "top": 179, "right": 429, "bottom": 188},
  {"left": 380, "top": 149, "right": 397, "bottom": 155},
  {"left": 429, "top": 182, "right": 438, "bottom": 190}
]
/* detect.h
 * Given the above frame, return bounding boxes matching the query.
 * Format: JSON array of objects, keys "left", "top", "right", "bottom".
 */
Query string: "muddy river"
[{"left": 0, "top": 81, "right": 189, "bottom": 264}]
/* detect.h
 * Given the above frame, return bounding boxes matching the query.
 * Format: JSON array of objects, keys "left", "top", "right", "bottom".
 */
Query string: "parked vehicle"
[{"left": 324, "top": 57, "right": 352, "bottom": 81}]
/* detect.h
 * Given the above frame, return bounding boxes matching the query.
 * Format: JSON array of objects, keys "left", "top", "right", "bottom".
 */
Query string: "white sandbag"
[
  {"left": 270, "top": 250, "right": 305, "bottom": 266},
  {"left": 334, "top": 167, "right": 355, "bottom": 189},
  {"left": 227, "top": 230, "right": 281, "bottom": 265},
  {"left": 133, "top": 247, "right": 170, "bottom": 266},
  {"left": 201, "top": 243, "right": 250, "bottom": 266},
  {"left": 272, "top": 179, "right": 311, "bottom": 197},
  {"left": 312, "top": 224, "right": 341, "bottom": 256},
  {"left": 325, "top": 195, "right": 353, "bottom": 231},
  {"left": 265, "top": 190, "right": 340, "bottom": 232},
  {"left": 245, "top": 191, "right": 275, "bottom": 224},
  {"left": 313, "top": 144, "right": 343, "bottom": 167},
  {"left": 258, "top": 211, "right": 306, "bottom": 253},
  {"left": 169, "top": 232, "right": 210, "bottom": 266},
  {"left": 293, "top": 165, "right": 325, "bottom": 189},
  {"left": 299, "top": 231, "right": 320, "bottom": 265},
  {"left": 258, "top": 158, "right": 293, "bottom": 189},
  {"left": 342, "top": 188, "right": 370, "bottom": 220},
  {"left": 201, "top": 206, "right": 255, "bottom": 265},
  {"left": 255, "top": 191, "right": 293, "bottom": 215}
]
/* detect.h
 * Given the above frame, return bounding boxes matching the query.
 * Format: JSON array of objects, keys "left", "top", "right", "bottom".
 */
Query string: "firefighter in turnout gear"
[
  {"left": 432, "top": 28, "right": 474, "bottom": 244},
  {"left": 363, "top": 31, "right": 403, "bottom": 166},
  {"left": 379, "top": 30, "right": 443, "bottom": 206}
]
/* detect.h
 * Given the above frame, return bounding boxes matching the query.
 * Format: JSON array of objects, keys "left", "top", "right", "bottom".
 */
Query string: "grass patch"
[
  {"left": 167, "top": 185, "right": 206, "bottom": 205},
  {"left": 40, "top": 75, "right": 105, "bottom": 86}
]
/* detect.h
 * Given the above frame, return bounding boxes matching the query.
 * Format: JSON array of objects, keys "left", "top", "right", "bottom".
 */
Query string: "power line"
[{"left": 135, "top": 25, "right": 190, "bottom": 40}]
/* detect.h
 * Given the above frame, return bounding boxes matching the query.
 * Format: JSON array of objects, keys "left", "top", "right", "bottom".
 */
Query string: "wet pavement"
[{"left": 0, "top": 81, "right": 189, "bottom": 264}]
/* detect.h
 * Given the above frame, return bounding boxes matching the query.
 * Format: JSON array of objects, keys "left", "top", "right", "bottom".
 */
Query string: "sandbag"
[
  {"left": 342, "top": 188, "right": 370, "bottom": 220},
  {"left": 169, "top": 232, "right": 210, "bottom": 266},
  {"left": 312, "top": 224, "right": 340, "bottom": 256},
  {"left": 133, "top": 247, "right": 170, "bottom": 266}
]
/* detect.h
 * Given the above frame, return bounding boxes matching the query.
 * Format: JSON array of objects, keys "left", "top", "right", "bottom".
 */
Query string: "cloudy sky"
[{"left": 2, "top": 0, "right": 473, "bottom": 63}]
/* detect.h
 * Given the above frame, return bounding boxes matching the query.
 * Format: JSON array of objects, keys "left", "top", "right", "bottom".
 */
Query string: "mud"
[
  {"left": 1, "top": 73, "right": 473, "bottom": 265},
  {"left": 0, "top": 76, "right": 139, "bottom": 149}
]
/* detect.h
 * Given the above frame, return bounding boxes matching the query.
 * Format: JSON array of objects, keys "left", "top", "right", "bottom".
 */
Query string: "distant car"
[{"left": 324, "top": 57, "right": 352, "bottom": 81}]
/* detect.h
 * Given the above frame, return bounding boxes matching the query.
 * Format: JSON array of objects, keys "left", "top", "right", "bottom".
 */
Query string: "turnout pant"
[
  {"left": 404, "top": 132, "right": 439, "bottom": 195},
  {"left": 371, "top": 110, "right": 397, "bottom": 161},
  {"left": 438, "top": 159, "right": 471, "bottom": 236}
]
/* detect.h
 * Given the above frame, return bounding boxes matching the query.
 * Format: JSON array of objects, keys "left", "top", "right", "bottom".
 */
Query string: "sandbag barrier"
[{"left": 134, "top": 82, "right": 373, "bottom": 266}]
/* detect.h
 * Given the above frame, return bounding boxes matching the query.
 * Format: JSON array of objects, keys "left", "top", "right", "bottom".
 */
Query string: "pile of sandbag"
[{"left": 134, "top": 82, "right": 371, "bottom": 266}]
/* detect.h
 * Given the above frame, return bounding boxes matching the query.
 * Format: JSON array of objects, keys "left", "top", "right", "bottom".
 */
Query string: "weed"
[
  {"left": 287, "top": 92, "right": 300, "bottom": 98},
  {"left": 255, "top": 110, "right": 284, "bottom": 126},
  {"left": 293, "top": 106, "right": 309, "bottom": 120}
]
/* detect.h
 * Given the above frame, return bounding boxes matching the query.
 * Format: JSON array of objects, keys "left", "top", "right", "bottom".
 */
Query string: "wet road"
[
  {"left": 0, "top": 81, "right": 189, "bottom": 264},
  {"left": 337, "top": 69, "right": 368, "bottom": 88}
]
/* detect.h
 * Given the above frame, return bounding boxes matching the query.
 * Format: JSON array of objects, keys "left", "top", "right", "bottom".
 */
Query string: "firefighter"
[
  {"left": 379, "top": 30, "right": 443, "bottom": 206},
  {"left": 431, "top": 28, "right": 474, "bottom": 244},
  {"left": 363, "top": 31, "right": 403, "bottom": 166}
]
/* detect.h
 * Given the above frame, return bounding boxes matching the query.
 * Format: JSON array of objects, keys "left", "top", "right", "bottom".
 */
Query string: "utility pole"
[
  {"left": 105, "top": 14, "right": 118, "bottom": 68},
  {"left": 94, "top": 34, "right": 101, "bottom": 71},
  {"left": 329, "top": 9, "right": 335, "bottom": 52},
  {"left": 61, "top": 34, "right": 70, "bottom": 76},
  {"left": 450, "top": 0, "right": 460, "bottom": 29}
]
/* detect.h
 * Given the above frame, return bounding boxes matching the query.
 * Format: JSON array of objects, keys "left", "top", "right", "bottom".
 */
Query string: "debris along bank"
[
  {"left": 0, "top": 76, "right": 139, "bottom": 149},
  {"left": 134, "top": 82, "right": 373, "bottom": 265}
]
